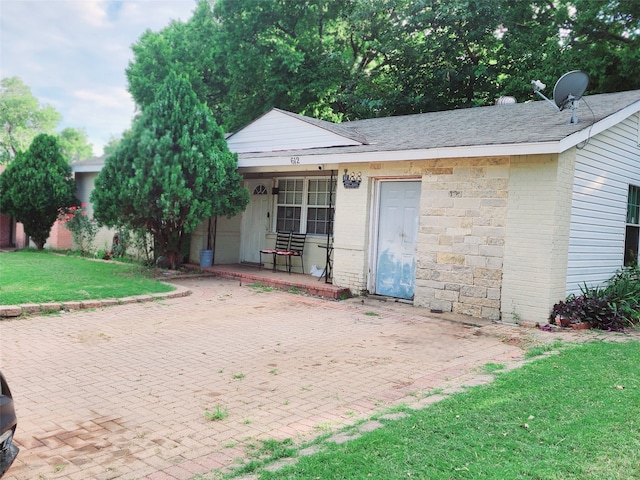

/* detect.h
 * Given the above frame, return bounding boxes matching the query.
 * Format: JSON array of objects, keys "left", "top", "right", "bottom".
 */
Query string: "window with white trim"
[
  {"left": 625, "top": 184, "right": 640, "bottom": 266},
  {"left": 275, "top": 177, "right": 335, "bottom": 235}
]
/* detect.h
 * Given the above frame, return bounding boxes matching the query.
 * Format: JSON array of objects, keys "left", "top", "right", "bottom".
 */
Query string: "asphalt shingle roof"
[
  {"left": 73, "top": 90, "right": 640, "bottom": 170},
  {"left": 240, "top": 90, "right": 640, "bottom": 159}
]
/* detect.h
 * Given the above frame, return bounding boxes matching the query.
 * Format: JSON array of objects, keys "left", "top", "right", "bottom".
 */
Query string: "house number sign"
[
  {"left": 290, "top": 156, "right": 300, "bottom": 165},
  {"left": 343, "top": 169, "right": 362, "bottom": 188}
]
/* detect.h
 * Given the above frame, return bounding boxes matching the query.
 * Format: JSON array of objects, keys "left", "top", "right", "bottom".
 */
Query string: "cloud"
[{"left": 1, "top": 0, "right": 196, "bottom": 155}]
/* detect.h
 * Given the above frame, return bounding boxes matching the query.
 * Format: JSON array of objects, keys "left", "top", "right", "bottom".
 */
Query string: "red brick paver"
[{"left": 1, "top": 277, "right": 557, "bottom": 479}]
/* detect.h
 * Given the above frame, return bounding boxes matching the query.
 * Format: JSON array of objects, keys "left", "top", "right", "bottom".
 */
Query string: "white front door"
[
  {"left": 240, "top": 182, "right": 270, "bottom": 263},
  {"left": 373, "top": 181, "right": 421, "bottom": 300}
]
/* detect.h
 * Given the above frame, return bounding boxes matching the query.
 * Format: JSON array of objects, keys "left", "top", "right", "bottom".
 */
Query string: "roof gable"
[{"left": 226, "top": 109, "right": 365, "bottom": 153}]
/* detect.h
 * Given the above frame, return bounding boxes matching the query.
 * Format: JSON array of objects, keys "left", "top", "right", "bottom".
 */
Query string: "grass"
[
  {"left": 525, "top": 339, "right": 565, "bottom": 358},
  {"left": 482, "top": 362, "right": 505, "bottom": 374},
  {"left": 0, "top": 250, "right": 174, "bottom": 305},
  {"left": 248, "top": 283, "right": 276, "bottom": 293},
  {"left": 218, "top": 340, "right": 640, "bottom": 479},
  {"left": 205, "top": 405, "right": 228, "bottom": 421},
  {"left": 232, "top": 439, "right": 297, "bottom": 476}
]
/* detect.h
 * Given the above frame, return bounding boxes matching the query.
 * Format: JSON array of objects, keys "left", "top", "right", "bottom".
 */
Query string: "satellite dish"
[
  {"left": 531, "top": 70, "right": 589, "bottom": 124},
  {"left": 553, "top": 70, "right": 589, "bottom": 111}
]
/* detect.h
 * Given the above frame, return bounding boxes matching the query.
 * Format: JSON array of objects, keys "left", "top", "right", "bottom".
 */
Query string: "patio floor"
[{"left": 186, "top": 263, "right": 351, "bottom": 300}]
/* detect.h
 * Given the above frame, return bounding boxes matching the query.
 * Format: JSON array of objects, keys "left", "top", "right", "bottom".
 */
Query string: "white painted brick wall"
[
  {"left": 332, "top": 165, "right": 372, "bottom": 293},
  {"left": 501, "top": 152, "right": 573, "bottom": 324}
]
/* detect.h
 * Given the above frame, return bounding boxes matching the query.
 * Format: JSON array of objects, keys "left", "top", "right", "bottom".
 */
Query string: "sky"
[{"left": 1, "top": 0, "right": 198, "bottom": 156}]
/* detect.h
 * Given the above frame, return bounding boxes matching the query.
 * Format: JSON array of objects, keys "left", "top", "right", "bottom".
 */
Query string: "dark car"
[{"left": 0, "top": 372, "right": 18, "bottom": 477}]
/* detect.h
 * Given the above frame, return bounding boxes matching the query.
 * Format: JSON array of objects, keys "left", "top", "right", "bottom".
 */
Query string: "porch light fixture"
[{"left": 343, "top": 169, "right": 362, "bottom": 189}]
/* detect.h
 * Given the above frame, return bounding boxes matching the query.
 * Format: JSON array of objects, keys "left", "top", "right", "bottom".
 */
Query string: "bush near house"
[
  {"left": 550, "top": 265, "right": 640, "bottom": 331},
  {"left": 90, "top": 72, "right": 249, "bottom": 270},
  {"left": 58, "top": 203, "right": 98, "bottom": 255},
  {"left": 0, "top": 134, "right": 78, "bottom": 249}
]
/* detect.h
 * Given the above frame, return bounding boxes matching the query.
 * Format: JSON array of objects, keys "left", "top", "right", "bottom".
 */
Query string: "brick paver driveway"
[{"left": 1, "top": 277, "right": 544, "bottom": 480}]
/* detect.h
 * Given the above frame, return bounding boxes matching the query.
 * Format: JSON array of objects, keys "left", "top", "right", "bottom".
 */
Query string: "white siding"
[
  {"left": 227, "top": 110, "right": 361, "bottom": 153},
  {"left": 567, "top": 113, "right": 640, "bottom": 293}
]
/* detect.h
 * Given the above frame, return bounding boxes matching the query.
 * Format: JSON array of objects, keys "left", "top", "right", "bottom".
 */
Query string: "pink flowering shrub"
[{"left": 58, "top": 203, "right": 98, "bottom": 254}]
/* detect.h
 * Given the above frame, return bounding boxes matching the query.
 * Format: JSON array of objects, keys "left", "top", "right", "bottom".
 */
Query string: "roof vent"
[{"left": 495, "top": 96, "right": 517, "bottom": 105}]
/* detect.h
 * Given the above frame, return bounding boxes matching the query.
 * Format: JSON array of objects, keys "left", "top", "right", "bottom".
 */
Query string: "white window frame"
[
  {"left": 273, "top": 176, "right": 335, "bottom": 236},
  {"left": 625, "top": 184, "right": 640, "bottom": 266}
]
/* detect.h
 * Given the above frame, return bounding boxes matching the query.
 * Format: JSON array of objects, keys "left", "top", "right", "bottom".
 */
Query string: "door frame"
[
  {"left": 367, "top": 177, "right": 422, "bottom": 296},
  {"left": 240, "top": 180, "right": 271, "bottom": 263}
]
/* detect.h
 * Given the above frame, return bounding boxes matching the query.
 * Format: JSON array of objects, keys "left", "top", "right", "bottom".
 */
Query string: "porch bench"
[
  {"left": 259, "top": 231, "right": 291, "bottom": 271},
  {"left": 276, "top": 232, "right": 307, "bottom": 274}
]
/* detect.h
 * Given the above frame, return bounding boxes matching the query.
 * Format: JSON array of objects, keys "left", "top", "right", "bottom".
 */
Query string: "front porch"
[{"left": 188, "top": 263, "right": 350, "bottom": 300}]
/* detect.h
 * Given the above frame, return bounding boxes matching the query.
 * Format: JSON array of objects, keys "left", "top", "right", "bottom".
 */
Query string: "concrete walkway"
[{"left": 0, "top": 277, "right": 587, "bottom": 480}]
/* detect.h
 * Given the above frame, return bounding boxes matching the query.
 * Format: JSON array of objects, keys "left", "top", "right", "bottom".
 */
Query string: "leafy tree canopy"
[
  {"left": 102, "top": 134, "right": 123, "bottom": 157},
  {"left": 0, "top": 134, "right": 78, "bottom": 249},
  {"left": 58, "top": 127, "right": 93, "bottom": 163},
  {"left": 0, "top": 76, "right": 94, "bottom": 163},
  {"left": 127, "top": 0, "right": 640, "bottom": 132},
  {"left": 91, "top": 71, "right": 249, "bottom": 269},
  {"left": 0, "top": 76, "right": 61, "bottom": 162}
]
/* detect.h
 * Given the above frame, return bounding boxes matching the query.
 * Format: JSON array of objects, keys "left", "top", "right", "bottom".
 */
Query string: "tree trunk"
[
  {"left": 166, "top": 250, "right": 181, "bottom": 270},
  {"left": 153, "top": 226, "right": 184, "bottom": 270}
]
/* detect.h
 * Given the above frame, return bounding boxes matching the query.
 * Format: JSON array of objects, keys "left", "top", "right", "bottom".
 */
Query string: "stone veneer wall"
[{"left": 414, "top": 157, "right": 509, "bottom": 320}]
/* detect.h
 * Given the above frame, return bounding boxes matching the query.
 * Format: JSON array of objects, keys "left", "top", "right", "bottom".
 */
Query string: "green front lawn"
[
  {"left": 0, "top": 250, "right": 174, "bottom": 305},
  {"left": 226, "top": 340, "right": 640, "bottom": 480}
]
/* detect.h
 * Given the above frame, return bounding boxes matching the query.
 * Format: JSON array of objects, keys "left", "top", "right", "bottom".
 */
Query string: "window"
[
  {"left": 625, "top": 185, "right": 640, "bottom": 266},
  {"left": 307, "top": 179, "right": 335, "bottom": 235},
  {"left": 275, "top": 177, "right": 336, "bottom": 235},
  {"left": 253, "top": 184, "right": 268, "bottom": 195}
]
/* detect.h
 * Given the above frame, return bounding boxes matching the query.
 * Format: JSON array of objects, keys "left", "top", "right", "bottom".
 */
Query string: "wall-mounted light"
[{"left": 342, "top": 169, "right": 362, "bottom": 189}]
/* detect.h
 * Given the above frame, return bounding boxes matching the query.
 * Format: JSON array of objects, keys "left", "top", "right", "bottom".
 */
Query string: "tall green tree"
[
  {"left": 126, "top": 0, "right": 413, "bottom": 130},
  {"left": 102, "top": 134, "right": 123, "bottom": 158},
  {"left": 58, "top": 127, "right": 93, "bottom": 163},
  {"left": 91, "top": 71, "right": 249, "bottom": 269},
  {"left": 126, "top": 0, "right": 640, "bottom": 132},
  {"left": 558, "top": 0, "right": 640, "bottom": 93},
  {"left": 494, "top": 0, "right": 640, "bottom": 99},
  {"left": 0, "top": 76, "right": 61, "bottom": 162},
  {"left": 0, "top": 76, "right": 94, "bottom": 163},
  {"left": 127, "top": 1, "right": 226, "bottom": 122},
  {"left": 0, "top": 134, "right": 78, "bottom": 249}
]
